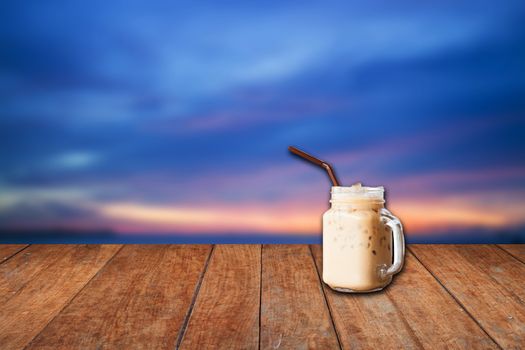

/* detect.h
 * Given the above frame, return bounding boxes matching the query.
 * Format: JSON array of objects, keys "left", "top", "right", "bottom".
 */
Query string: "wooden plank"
[
  {"left": 498, "top": 244, "right": 525, "bottom": 264},
  {"left": 0, "top": 245, "right": 80, "bottom": 304},
  {"left": 0, "top": 244, "right": 121, "bottom": 350},
  {"left": 260, "top": 245, "right": 339, "bottom": 349},
  {"left": 179, "top": 245, "right": 260, "bottom": 350},
  {"left": 410, "top": 244, "right": 525, "bottom": 349},
  {"left": 26, "top": 245, "right": 212, "bottom": 350},
  {"left": 311, "top": 244, "right": 498, "bottom": 349},
  {"left": 0, "top": 244, "right": 28, "bottom": 264}
]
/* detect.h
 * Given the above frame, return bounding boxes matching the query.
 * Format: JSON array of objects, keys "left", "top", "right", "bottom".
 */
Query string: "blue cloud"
[{"left": 1, "top": 1, "right": 525, "bottom": 237}]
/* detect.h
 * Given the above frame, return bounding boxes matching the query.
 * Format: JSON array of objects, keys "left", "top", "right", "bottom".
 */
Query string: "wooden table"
[{"left": 0, "top": 244, "right": 524, "bottom": 349}]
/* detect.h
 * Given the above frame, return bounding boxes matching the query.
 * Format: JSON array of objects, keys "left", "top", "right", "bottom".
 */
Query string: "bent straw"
[{"left": 288, "top": 146, "right": 341, "bottom": 186}]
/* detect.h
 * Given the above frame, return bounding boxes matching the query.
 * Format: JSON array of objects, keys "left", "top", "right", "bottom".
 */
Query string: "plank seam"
[
  {"left": 175, "top": 244, "right": 215, "bottom": 350},
  {"left": 445, "top": 245, "right": 525, "bottom": 306},
  {"left": 258, "top": 244, "right": 263, "bottom": 350},
  {"left": 2, "top": 246, "right": 80, "bottom": 307},
  {"left": 0, "top": 244, "right": 31, "bottom": 265},
  {"left": 481, "top": 246, "right": 525, "bottom": 305},
  {"left": 407, "top": 246, "right": 503, "bottom": 350},
  {"left": 495, "top": 244, "right": 525, "bottom": 265},
  {"left": 22, "top": 244, "right": 125, "bottom": 350},
  {"left": 308, "top": 245, "right": 343, "bottom": 350},
  {"left": 6, "top": 245, "right": 84, "bottom": 306},
  {"left": 384, "top": 285, "right": 426, "bottom": 348}
]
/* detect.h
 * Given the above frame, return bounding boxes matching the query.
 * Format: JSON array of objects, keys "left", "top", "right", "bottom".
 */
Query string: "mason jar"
[{"left": 322, "top": 185, "right": 405, "bottom": 292}]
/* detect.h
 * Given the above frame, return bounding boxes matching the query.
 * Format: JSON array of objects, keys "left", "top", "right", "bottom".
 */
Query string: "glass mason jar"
[{"left": 322, "top": 185, "right": 405, "bottom": 293}]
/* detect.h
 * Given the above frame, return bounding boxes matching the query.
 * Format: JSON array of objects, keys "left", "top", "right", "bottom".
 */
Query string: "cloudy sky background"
[{"left": 1, "top": 1, "right": 524, "bottom": 242}]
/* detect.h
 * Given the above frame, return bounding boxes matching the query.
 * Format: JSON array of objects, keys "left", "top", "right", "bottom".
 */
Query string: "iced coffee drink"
[{"left": 323, "top": 184, "right": 404, "bottom": 292}]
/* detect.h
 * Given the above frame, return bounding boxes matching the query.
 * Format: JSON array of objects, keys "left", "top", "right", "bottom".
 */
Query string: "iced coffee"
[{"left": 323, "top": 184, "right": 404, "bottom": 292}]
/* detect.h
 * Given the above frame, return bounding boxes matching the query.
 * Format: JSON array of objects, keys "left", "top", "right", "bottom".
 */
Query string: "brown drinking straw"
[{"left": 288, "top": 146, "right": 341, "bottom": 186}]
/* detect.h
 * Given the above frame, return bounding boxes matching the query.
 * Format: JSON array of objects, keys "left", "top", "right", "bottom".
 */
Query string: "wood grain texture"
[
  {"left": 0, "top": 244, "right": 121, "bottom": 350},
  {"left": 0, "top": 245, "right": 77, "bottom": 304},
  {"left": 498, "top": 244, "right": 525, "bottom": 264},
  {"left": 27, "top": 245, "right": 211, "bottom": 350},
  {"left": 180, "top": 245, "right": 260, "bottom": 350},
  {"left": 311, "top": 245, "right": 498, "bottom": 350},
  {"left": 260, "top": 245, "right": 339, "bottom": 350},
  {"left": 1, "top": 243, "right": 524, "bottom": 349},
  {"left": 0, "top": 244, "right": 28, "bottom": 264},
  {"left": 411, "top": 244, "right": 525, "bottom": 349}
]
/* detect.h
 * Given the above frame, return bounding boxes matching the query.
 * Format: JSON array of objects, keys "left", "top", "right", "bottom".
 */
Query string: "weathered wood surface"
[
  {"left": 0, "top": 245, "right": 122, "bottom": 349},
  {"left": 0, "top": 244, "right": 27, "bottom": 263},
  {"left": 27, "top": 245, "right": 212, "bottom": 350},
  {"left": 498, "top": 244, "right": 525, "bottom": 264},
  {"left": 311, "top": 245, "right": 498, "bottom": 349},
  {"left": 410, "top": 244, "right": 525, "bottom": 349},
  {"left": 0, "top": 244, "right": 523, "bottom": 349},
  {"left": 261, "top": 245, "right": 339, "bottom": 349},
  {"left": 179, "top": 245, "right": 260, "bottom": 350}
]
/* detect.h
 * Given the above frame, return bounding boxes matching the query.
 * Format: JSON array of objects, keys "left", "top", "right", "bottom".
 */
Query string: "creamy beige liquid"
[{"left": 323, "top": 189, "right": 393, "bottom": 292}]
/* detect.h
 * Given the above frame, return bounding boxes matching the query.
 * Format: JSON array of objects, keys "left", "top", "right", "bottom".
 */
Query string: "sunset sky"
[{"left": 1, "top": 1, "right": 524, "bottom": 242}]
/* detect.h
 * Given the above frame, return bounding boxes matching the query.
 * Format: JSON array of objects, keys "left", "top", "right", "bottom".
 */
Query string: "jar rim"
[{"left": 330, "top": 185, "right": 384, "bottom": 202}]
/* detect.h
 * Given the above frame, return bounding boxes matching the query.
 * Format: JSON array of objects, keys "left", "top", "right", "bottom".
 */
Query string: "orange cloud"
[
  {"left": 99, "top": 202, "right": 319, "bottom": 234},
  {"left": 394, "top": 190, "right": 525, "bottom": 232},
  {"left": 98, "top": 187, "right": 525, "bottom": 235}
]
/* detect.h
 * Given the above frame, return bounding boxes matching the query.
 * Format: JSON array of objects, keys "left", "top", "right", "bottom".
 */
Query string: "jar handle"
[{"left": 379, "top": 208, "right": 405, "bottom": 279}]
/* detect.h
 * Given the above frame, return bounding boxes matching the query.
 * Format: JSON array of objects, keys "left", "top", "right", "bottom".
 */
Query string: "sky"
[{"left": 1, "top": 1, "right": 525, "bottom": 242}]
